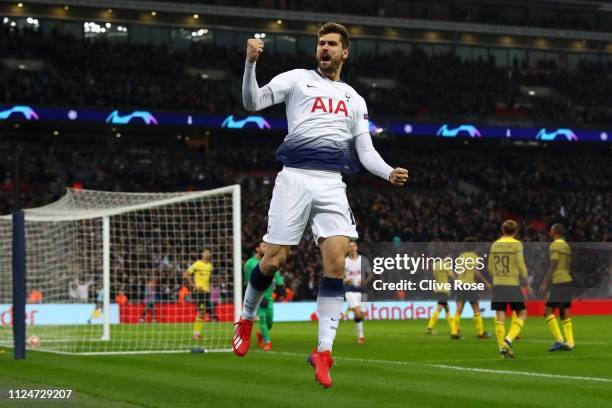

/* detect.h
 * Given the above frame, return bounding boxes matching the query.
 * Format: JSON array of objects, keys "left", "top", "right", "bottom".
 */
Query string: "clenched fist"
[
  {"left": 389, "top": 167, "right": 409, "bottom": 187},
  {"left": 246, "top": 38, "right": 264, "bottom": 63}
]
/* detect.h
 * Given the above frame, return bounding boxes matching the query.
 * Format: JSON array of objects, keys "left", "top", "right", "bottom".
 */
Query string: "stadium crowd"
[
  {"left": 142, "top": 0, "right": 605, "bottom": 32},
  {"left": 1, "top": 25, "right": 612, "bottom": 124},
  {"left": 1, "top": 136, "right": 610, "bottom": 302}
]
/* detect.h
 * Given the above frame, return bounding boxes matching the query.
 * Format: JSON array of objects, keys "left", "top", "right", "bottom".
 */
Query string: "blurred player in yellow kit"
[
  {"left": 540, "top": 223, "right": 575, "bottom": 352},
  {"left": 426, "top": 255, "right": 454, "bottom": 335},
  {"left": 489, "top": 220, "right": 532, "bottom": 358},
  {"left": 450, "top": 239, "right": 492, "bottom": 340},
  {"left": 184, "top": 248, "right": 215, "bottom": 339}
]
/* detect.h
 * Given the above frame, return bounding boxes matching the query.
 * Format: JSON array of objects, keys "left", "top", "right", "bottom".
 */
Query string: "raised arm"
[{"left": 242, "top": 38, "right": 275, "bottom": 112}]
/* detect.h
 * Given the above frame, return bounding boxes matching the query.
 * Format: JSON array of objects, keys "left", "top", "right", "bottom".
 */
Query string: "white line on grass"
[
  {"left": 421, "top": 353, "right": 612, "bottom": 364},
  {"left": 263, "top": 351, "right": 612, "bottom": 383},
  {"left": 427, "top": 364, "right": 612, "bottom": 383},
  {"left": 279, "top": 330, "right": 610, "bottom": 346}
]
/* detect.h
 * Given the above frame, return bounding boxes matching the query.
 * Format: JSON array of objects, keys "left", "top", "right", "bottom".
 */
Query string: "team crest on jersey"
[{"left": 311, "top": 97, "right": 348, "bottom": 117}]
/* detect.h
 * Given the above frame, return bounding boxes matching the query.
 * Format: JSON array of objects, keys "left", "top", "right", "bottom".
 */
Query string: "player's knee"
[
  {"left": 260, "top": 255, "right": 285, "bottom": 274},
  {"left": 354, "top": 316, "right": 363, "bottom": 323},
  {"left": 326, "top": 255, "right": 346, "bottom": 277}
]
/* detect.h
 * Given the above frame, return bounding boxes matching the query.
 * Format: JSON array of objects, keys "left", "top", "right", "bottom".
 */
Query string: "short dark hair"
[
  {"left": 501, "top": 220, "right": 518, "bottom": 236},
  {"left": 318, "top": 22, "right": 349, "bottom": 49},
  {"left": 551, "top": 223, "right": 566, "bottom": 236}
]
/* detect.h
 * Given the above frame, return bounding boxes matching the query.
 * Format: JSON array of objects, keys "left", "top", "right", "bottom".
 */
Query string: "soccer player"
[
  {"left": 233, "top": 22, "right": 408, "bottom": 388},
  {"left": 140, "top": 278, "right": 157, "bottom": 323},
  {"left": 244, "top": 241, "right": 285, "bottom": 351},
  {"left": 344, "top": 241, "right": 371, "bottom": 344},
  {"left": 426, "top": 255, "right": 454, "bottom": 335},
  {"left": 450, "top": 241, "right": 492, "bottom": 339},
  {"left": 540, "top": 223, "right": 574, "bottom": 352},
  {"left": 489, "top": 220, "right": 533, "bottom": 358},
  {"left": 87, "top": 286, "right": 104, "bottom": 324},
  {"left": 184, "top": 248, "right": 215, "bottom": 340}
]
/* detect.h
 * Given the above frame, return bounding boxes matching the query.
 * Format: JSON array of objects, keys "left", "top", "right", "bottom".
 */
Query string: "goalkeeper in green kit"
[{"left": 244, "top": 241, "right": 285, "bottom": 351}]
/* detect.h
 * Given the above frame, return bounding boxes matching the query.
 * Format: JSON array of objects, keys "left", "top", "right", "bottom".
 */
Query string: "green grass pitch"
[{"left": 1, "top": 315, "right": 612, "bottom": 408}]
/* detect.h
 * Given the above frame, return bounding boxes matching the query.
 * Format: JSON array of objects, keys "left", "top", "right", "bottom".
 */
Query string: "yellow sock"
[
  {"left": 451, "top": 313, "right": 461, "bottom": 335},
  {"left": 91, "top": 308, "right": 101, "bottom": 320},
  {"left": 495, "top": 321, "right": 505, "bottom": 348},
  {"left": 474, "top": 313, "right": 484, "bottom": 336},
  {"left": 511, "top": 311, "right": 517, "bottom": 325},
  {"left": 546, "top": 314, "right": 564, "bottom": 343},
  {"left": 562, "top": 318, "right": 574, "bottom": 347},
  {"left": 506, "top": 317, "right": 524, "bottom": 342},
  {"left": 193, "top": 315, "right": 204, "bottom": 335},
  {"left": 427, "top": 310, "right": 440, "bottom": 330},
  {"left": 446, "top": 314, "right": 454, "bottom": 332}
]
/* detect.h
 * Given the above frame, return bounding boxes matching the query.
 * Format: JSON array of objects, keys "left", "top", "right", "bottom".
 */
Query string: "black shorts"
[
  {"left": 192, "top": 291, "right": 212, "bottom": 311},
  {"left": 435, "top": 292, "right": 449, "bottom": 305},
  {"left": 491, "top": 285, "right": 526, "bottom": 312},
  {"left": 455, "top": 290, "right": 479, "bottom": 304},
  {"left": 545, "top": 282, "right": 573, "bottom": 309}
]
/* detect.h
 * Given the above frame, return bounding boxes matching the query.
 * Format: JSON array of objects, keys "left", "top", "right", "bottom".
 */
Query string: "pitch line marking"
[
  {"left": 263, "top": 351, "right": 612, "bottom": 383},
  {"left": 427, "top": 364, "right": 612, "bottom": 383}
]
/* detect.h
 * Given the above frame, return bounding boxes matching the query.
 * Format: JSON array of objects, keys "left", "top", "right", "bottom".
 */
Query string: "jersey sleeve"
[
  {"left": 187, "top": 262, "right": 196, "bottom": 275},
  {"left": 516, "top": 242, "right": 528, "bottom": 279},
  {"left": 350, "top": 96, "right": 370, "bottom": 136},
  {"left": 549, "top": 242, "right": 560, "bottom": 261},
  {"left": 267, "top": 69, "right": 301, "bottom": 105},
  {"left": 273, "top": 271, "right": 284, "bottom": 286}
]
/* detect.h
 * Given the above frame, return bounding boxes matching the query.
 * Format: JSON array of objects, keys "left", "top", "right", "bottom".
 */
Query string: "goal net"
[{"left": 0, "top": 186, "right": 241, "bottom": 355}]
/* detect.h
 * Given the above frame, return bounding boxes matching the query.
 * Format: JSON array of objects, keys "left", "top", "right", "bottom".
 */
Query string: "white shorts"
[
  {"left": 263, "top": 166, "right": 358, "bottom": 246},
  {"left": 345, "top": 291, "right": 362, "bottom": 309}
]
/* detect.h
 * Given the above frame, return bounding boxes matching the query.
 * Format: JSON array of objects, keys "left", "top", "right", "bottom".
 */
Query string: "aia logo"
[{"left": 311, "top": 97, "right": 348, "bottom": 117}]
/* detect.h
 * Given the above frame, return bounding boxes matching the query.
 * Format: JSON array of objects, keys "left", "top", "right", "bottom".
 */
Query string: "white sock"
[
  {"left": 317, "top": 296, "right": 343, "bottom": 352},
  {"left": 356, "top": 321, "right": 364, "bottom": 338},
  {"left": 240, "top": 283, "right": 265, "bottom": 320}
]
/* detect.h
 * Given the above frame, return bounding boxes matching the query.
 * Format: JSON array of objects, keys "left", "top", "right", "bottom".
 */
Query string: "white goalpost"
[{"left": 0, "top": 185, "right": 241, "bottom": 355}]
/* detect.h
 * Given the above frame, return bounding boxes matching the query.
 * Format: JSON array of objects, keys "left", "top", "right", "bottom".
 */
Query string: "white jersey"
[
  {"left": 344, "top": 255, "right": 363, "bottom": 291},
  {"left": 267, "top": 69, "right": 370, "bottom": 173}
]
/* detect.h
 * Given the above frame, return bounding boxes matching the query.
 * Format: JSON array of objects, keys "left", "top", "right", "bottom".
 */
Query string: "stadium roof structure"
[{"left": 2, "top": 0, "right": 611, "bottom": 44}]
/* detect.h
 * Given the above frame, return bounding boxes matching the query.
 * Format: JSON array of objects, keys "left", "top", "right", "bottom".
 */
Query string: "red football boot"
[
  {"left": 307, "top": 348, "right": 334, "bottom": 388},
  {"left": 232, "top": 318, "right": 253, "bottom": 357}
]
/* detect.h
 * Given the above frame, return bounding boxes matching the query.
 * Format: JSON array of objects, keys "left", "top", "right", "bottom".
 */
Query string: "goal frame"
[{"left": 4, "top": 184, "right": 242, "bottom": 354}]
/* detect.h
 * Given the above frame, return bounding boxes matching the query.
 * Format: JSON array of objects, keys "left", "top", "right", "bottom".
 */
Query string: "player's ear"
[{"left": 343, "top": 47, "right": 349, "bottom": 60}]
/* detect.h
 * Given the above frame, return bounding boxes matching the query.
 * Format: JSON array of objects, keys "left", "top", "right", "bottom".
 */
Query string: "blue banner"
[
  {"left": 0, "top": 304, "right": 120, "bottom": 326},
  {"left": 1, "top": 104, "right": 609, "bottom": 143}
]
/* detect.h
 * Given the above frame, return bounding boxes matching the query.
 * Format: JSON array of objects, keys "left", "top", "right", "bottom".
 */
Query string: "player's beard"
[{"left": 317, "top": 53, "right": 342, "bottom": 76}]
